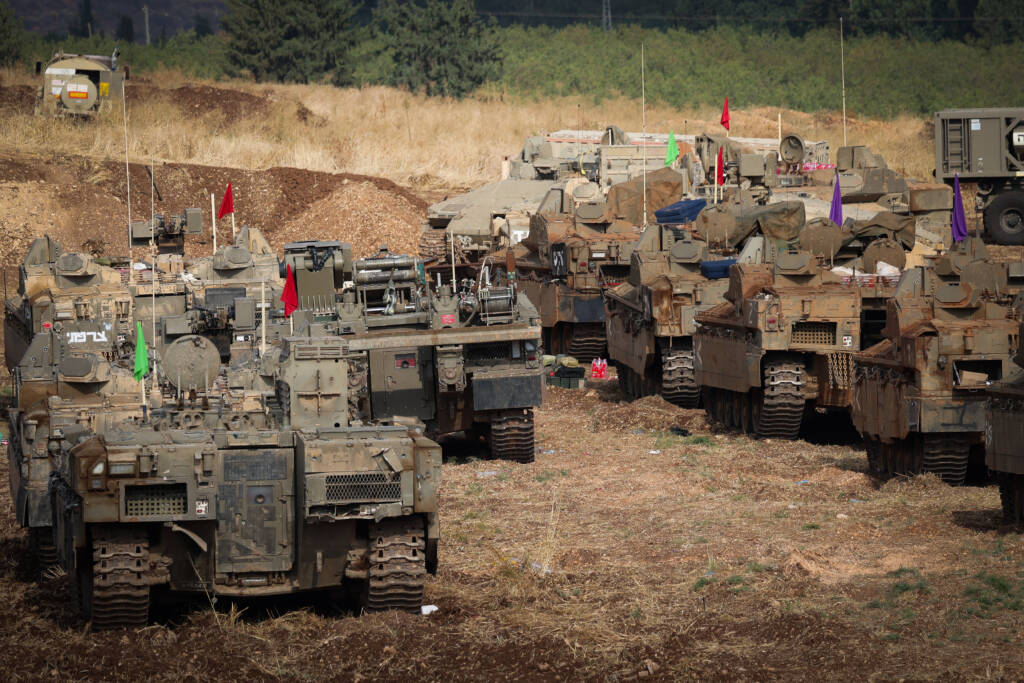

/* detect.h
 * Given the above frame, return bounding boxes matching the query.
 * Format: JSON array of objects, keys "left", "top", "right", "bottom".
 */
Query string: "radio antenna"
[
  {"left": 122, "top": 83, "right": 132, "bottom": 283},
  {"left": 641, "top": 42, "right": 647, "bottom": 228}
]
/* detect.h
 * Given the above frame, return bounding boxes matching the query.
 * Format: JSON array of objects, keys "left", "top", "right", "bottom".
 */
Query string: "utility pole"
[
  {"left": 602, "top": 0, "right": 612, "bottom": 31},
  {"left": 143, "top": 5, "right": 151, "bottom": 46}
]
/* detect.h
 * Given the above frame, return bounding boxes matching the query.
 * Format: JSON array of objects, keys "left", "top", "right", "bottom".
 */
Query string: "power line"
[{"left": 478, "top": 10, "right": 1024, "bottom": 26}]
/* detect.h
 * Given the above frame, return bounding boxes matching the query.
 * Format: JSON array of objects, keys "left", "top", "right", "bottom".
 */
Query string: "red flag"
[
  {"left": 281, "top": 264, "right": 298, "bottom": 317},
  {"left": 217, "top": 182, "right": 234, "bottom": 219},
  {"left": 716, "top": 146, "right": 725, "bottom": 186},
  {"left": 720, "top": 97, "right": 730, "bottom": 132}
]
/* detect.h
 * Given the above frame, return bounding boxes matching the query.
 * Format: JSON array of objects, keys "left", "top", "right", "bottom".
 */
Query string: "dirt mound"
[
  {"left": 0, "top": 151, "right": 428, "bottom": 262},
  {"left": 0, "top": 86, "right": 35, "bottom": 115},
  {"left": 128, "top": 83, "right": 270, "bottom": 120}
]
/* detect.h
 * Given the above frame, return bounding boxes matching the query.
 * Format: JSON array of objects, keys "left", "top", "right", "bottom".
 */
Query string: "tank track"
[
  {"left": 566, "top": 324, "right": 606, "bottom": 363},
  {"left": 661, "top": 348, "right": 699, "bottom": 408},
  {"left": 999, "top": 474, "right": 1024, "bottom": 524},
  {"left": 754, "top": 359, "right": 805, "bottom": 439},
  {"left": 417, "top": 223, "right": 447, "bottom": 262},
  {"left": 28, "top": 527, "right": 58, "bottom": 580},
  {"left": 88, "top": 528, "right": 151, "bottom": 630},
  {"left": 365, "top": 517, "right": 426, "bottom": 613},
  {"left": 867, "top": 434, "right": 970, "bottom": 486},
  {"left": 489, "top": 410, "right": 535, "bottom": 463}
]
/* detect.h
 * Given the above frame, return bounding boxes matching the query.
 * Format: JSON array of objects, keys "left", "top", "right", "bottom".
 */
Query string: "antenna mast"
[
  {"left": 602, "top": 0, "right": 612, "bottom": 31},
  {"left": 840, "top": 17, "right": 847, "bottom": 146},
  {"left": 641, "top": 43, "right": 647, "bottom": 227},
  {"left": 122, "top": 84, "right": 132, "bottom": 283}
]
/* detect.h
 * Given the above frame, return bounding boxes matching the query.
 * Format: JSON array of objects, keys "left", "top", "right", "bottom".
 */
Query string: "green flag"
[
  {"left": 133, "top": 321, "right": 149, "bottom": 382},
  {"left": 665, "top": 130, "right": 680, "bottom": 167}
]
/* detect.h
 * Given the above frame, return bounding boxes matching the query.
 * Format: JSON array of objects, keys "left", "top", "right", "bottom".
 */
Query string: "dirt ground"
[{"left": 1, "top": 380, "right": 1022, "bottom": 681}]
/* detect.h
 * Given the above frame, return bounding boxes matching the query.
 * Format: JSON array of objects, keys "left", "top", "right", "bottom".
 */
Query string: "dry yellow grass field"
[{"left": 0, "top": 68, "right": 935, "bottom": 191}]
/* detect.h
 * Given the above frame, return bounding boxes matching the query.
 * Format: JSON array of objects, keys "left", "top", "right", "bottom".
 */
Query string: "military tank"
[
  {"left": 852, "top": 239, "right": 1024, "bottom": 484},
  {"left": 35, "top": 49, "right": 127, "bottom": 117},
  {"left": 987, "top": 315, "right": 1024, "bottom": 521},
  {"left": 603, "top": 196, "right": 807, "bottom": 407},
  {"left": 4, "top": 237, "right": 136, "bottom": 577}
]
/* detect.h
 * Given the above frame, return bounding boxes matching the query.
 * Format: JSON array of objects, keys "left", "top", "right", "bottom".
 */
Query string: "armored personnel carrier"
[
  {"left": 693, "top": 243, "right": 906, "bottom": 438},
  {"left": 277, "top": 240, "right": 543, "bottom": 462},
  {"left": 603, "top": 197, "right": 805, "bottom": 407},
  {"left": 35, "top": 49, "right": 127, "bottom": 117},
  {"left": 987, "top": 316, "right": 1024, "bottom": 521},
  {"left": 505, "top": 177, "right": 647, "bottom": 361},
  {"left": 4, "top": 237, "right": 136, "bottom": 576},
  {"left": 852, "top": 239, "right": 1024, "bottom": 484}
]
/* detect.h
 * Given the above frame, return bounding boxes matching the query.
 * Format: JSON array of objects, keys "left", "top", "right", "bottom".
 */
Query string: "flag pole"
[
  {"left": 840, "top": 17, "right": 848, "bottom": 147},
  {"left": 210, "top": 193, "right": 217, "bottom": 254},
  {"left": 122, "top": 82, "right": 132, "bottom": 285},
  {"left": 260, "top": 280, "right": 266, "bottom": 355},
  {"left": 231, "top": 212, "right": 236, "bottom": 241}
]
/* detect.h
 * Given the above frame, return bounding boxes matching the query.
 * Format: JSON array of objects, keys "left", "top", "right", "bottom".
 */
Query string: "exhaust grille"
[
  {"left": 791, "top": 321, "right": 836, "bottom": 345},
  {"left": 325, "top": 472, "right": 401, "bottom": 503},
  {"left": 125, "top": 484, "right": 187, "bottom": 517}
]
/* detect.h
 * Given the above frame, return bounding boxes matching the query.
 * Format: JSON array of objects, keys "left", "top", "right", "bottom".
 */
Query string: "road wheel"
[{"left": 984, "top": 192, "right": 1024, "bottom": 245}]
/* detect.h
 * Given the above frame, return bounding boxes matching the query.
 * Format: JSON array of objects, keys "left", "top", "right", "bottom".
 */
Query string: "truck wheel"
[{"left": 984, "top": 192, "right": 1024, "bottom": 245}]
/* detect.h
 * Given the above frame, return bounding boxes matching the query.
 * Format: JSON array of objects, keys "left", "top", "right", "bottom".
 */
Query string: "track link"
[
  {"left": 565, "top": 324, "right": 606, "bottom": 363},
  {"left": 417, "top": 223, "right": 447, "bottom": 262},
  {"left": 999, "top": 474, "right": 1024, "bottom": 524},
  {"left": 755, "top": 359, "right": 805, "bottom": 439},
  {"left": 489, "top": 410, "right": 535, "bottom": 463},
  {"left": 366, "top": 517, "right": 426, "bottom": 613},
  {"left": 661, "top": 348, "right": 699, "bottom": 408},
  {"left": 89, "top": 528, "right": 151, "bottom": 630},
  {"left": 920, "top": 434, "right": 970, "bottom": 486},
  {"left": 28, "top": 527, "right": 58, "bottom": 580}
]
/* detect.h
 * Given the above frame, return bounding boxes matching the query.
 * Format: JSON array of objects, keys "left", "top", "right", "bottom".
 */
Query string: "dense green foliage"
[
  {"left": 376, "top": 0, "right": 502, "bottom": 97},
  {"left": 0, "top": 1, "right": 25, "bottom": 67},
  {"left": 221, "top": 0, "right": 360, "bottom": 84},
  {"left": 10, "top": 19, "right": 1024, "bottom": 119}
]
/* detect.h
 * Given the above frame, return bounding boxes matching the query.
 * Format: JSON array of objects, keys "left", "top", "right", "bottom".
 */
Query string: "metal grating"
[
  {"left": 791, "top": 321, "right": 837, "bottom": 345},
  {"left": 325, "top": 472, "right": 401, "bottom": 503},
  {"left": 125, "top": 484, "right": 187, "bottom": 517},
  {"left": 466, "top": 343, "right": 511, "bottom": 362}
]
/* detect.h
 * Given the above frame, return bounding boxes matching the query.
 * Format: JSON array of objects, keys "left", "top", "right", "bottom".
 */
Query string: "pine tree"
[
  {"left": 0, "top": 1, "right": 24, "bottom": 67},
  {"left": 377, "top": 0, "right": 502, "bottom": 98},
  {"left": 222, "top": 0, "right": 361, "bottom": 84},
  {"left": 116, "top": 15, "right": 134, "bottom": 43}
]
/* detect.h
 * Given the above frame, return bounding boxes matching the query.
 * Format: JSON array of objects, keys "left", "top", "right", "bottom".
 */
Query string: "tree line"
[{"left": 1, "top": 1, "right": 1023, "bottom": 117}]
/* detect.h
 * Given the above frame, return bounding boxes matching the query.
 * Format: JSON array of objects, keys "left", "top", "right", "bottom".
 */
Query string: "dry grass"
[
  {"left": 0, "top": 68, "right": 934, "bottom": 190},
  {"left": 1, "top": 383, "right": 1023, "bottom": 680}
]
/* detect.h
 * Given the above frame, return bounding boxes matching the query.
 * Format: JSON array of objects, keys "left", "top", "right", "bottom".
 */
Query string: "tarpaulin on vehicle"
[
  {"left": 655, "top": 198, "right": 707, "bottom": 225},
  {"left": 605, "top": 167, "right": 690, "bottom": 226},
  {"left": 850, "top": 211, "right": 916, "bottom": 250},
  {"left": 700, "top": 258, "right": 737, "bottom": 279},
  {"left": 694, "top": 200, "right": 805, "bottom": 249}
]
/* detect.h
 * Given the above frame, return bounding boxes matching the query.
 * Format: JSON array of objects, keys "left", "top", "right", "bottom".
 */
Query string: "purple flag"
[
  {"left": 952, "top": 173, "right": 968, "bottom": 243},
  {"left": 829, "top": 174, "right": 843, "bottom": 226}
]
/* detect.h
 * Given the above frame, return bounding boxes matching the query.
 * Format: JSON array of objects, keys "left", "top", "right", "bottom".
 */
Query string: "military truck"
[
  {"left": 603, "top": 197, "right": 806, "bottom": 407},
  {"left": 935, "top": 109, "right": 1024, "bottom": 245},
  {"left": 987, "top": 316, "right": 1024, "bottom": 522},
  {"left": 35, "top": 49, "right": 127, "bottom": 117},
  {"left": 852, "top": 239, "right": 1024, "bottom": 485}
]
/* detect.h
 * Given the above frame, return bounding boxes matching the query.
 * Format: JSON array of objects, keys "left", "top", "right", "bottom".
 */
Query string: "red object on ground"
[
  {"left": 281, "top": 264, "right": 298, "bottom": 317},
  {"left": 720, "top": 97, "right": 730, "bottom": 131},
  {"left": 591, "top": 358, "right": 607, "bottom": 379},
  {"left": 217, "top": 182, "right": 234, "bottom": 219}
]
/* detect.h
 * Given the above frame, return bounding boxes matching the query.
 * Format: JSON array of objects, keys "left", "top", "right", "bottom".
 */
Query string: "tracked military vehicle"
[
  {"left": 278, "top": 240, "right": 542, "bottom": 462},
  {"left": 852, "top": 239, "right": 1024, "bottom": 485},
  {"left": 35, "top": 49, "right": 127, "bottom": 117},
  {"left": 603, "top": 197, "right": 807, "bottom": 407},
  {"left": 504, "top": 177, "right": 648, "bottom": 361},
  {"left": 987, "top": 315, "right": 1024, "bottom": 521},
  {"left": 4, "top": 237, "right": 136, "bottom": 576}
]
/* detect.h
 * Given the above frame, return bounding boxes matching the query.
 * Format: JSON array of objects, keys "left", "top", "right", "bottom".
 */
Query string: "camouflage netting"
[{"left": 604, "top": 167, "right": 690, "bottom": 226}]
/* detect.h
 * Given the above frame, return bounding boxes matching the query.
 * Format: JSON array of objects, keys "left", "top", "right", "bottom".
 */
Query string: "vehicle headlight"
[{"left": 91, "top": 461, "right": 106, "bottom": 476}]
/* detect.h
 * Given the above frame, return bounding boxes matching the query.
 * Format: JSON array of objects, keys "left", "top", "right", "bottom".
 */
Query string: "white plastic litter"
[
  {"left": 874, "top": 261, "right": 900, "bottom": 277},
  {"left": 421, "top": 605, "right": 439, "bottom": 615}
]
